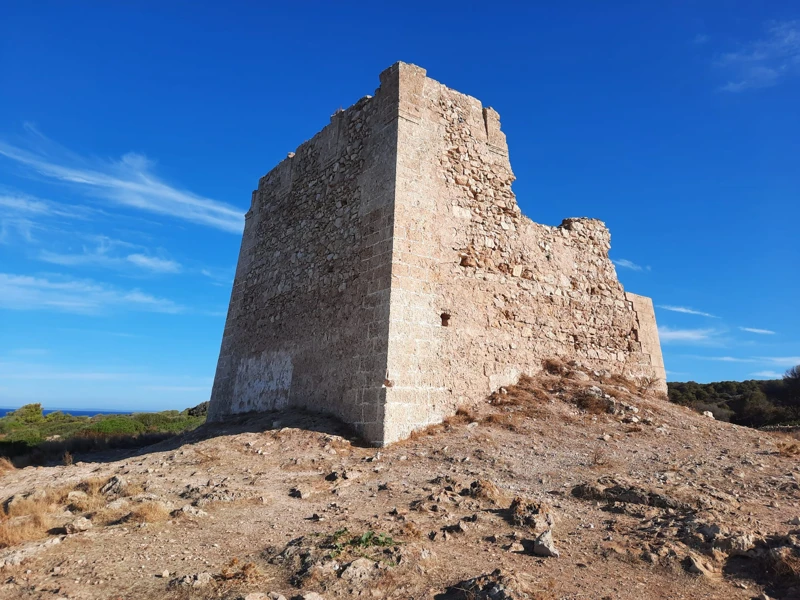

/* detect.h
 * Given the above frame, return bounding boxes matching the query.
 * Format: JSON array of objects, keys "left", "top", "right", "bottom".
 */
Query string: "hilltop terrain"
[{"left": 2, "top": 361, "right": 799, "bottom": 600}]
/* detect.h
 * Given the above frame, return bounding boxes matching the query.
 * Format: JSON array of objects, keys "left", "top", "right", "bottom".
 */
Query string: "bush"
[
  {"left": 669, "top": 376, "right": 800, "bottom": 428},
  {"left": 84, "top": 417, "right": 146, "bottom": 436},
  {"left": 0, "top": 405, "right": 206, "bottom": 464}
]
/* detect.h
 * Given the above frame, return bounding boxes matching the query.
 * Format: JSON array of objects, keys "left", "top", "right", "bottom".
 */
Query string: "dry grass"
[
  {"left": 572, "top": 389, "right": 611, "bottom": 415},
  {"left": 1, "top": 493, "right": 55, "bottom": 548},
  {"left": 444, "top": 406, "right": 479, "bottom": 425},
  {"left": 125, "top": 501, "right": 170, "bottom": 524},
  {"left": 75, "top": 476, "right": 106, "bottom": 497},
  {"left": 468, "top": 479, "right": 507, "bottom": 505},
  {"left": 481, "top": 412, "right": 523, "bottom": 432},
  {"left": 590, "top": 446, "right": 612, "bottom": 468},
  {"left": 0, "top": 457, "right": 15, "bottom": 478},
  {"left": 491, "top": 374, "right": 550, "bottom": 408},
  {"left": 777, "top": 441, "right": 800, "bottom": 457},
  {"left": 0, "top": 511, "right": 52, "bottom": 548},
  {"left": 542, "top": 358, "right": 568, "bottom": 376},
  {"left": 400, "top": 521, "right": 423, "bottom": 539},
  {"left": 219, "top": 557, "right": 260, "bottom": 582},
  {"left": 762, "top": 545, "right": 800, "bottom": 588},
  {"left": 5, "top": 494, "right": 57, "bottom": 518}
]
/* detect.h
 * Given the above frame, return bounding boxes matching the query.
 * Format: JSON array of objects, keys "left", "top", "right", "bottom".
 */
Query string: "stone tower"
[{"left": 208, "top": 62, "right": 666, "bottom": 446}]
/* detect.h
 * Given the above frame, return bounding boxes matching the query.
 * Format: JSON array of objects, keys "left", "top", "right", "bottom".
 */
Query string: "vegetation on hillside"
[
  {"left": 0, "top": 402, "right": 207, "bottom": 463},
  {"left": 668, "top": 365, "right": 800, "bottom": 428}
]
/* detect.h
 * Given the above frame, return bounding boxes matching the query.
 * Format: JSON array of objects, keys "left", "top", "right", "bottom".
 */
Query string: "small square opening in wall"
[{"left": 440, "top": 312, "right": 451, "bottom": 327}]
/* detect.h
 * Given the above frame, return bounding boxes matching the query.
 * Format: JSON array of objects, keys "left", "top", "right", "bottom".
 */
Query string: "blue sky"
[{"left": 1, "top": 2, "right": 798, "bottom": 411}]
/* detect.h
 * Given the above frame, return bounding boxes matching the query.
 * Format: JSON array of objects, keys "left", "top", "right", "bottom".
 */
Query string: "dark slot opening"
[{"left": 441, "top": 312, "right": 451, "bottom": 327}]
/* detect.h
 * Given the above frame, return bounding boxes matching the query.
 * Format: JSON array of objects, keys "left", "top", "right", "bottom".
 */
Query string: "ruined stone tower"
[{"left": 208, "top": 62, "right": 666, "bottom": 445}]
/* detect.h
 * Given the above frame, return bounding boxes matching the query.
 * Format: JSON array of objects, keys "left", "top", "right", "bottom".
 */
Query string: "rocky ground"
[{"left": 2, "top": 362, "right": 800, "bottom": 600}]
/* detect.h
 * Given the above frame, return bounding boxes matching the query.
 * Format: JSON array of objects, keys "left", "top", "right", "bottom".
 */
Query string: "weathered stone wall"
[
  {"left": 209, "top": 62, "right": 667, "bottom": 445},
  {"left": 208, "top": 72, "right": 404, "bottom": 443},
  {"left": 380, "top": 63, "right": 666, "bottom": 442}
]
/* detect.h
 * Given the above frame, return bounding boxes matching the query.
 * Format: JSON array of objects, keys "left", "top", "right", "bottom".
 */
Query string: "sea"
[{"left": 0, "top": 408, "right": 132, "bottom": 418}]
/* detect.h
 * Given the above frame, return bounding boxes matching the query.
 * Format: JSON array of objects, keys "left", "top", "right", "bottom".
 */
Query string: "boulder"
[
  {"left": 340, "top": 557, "right": 378, "bottom": 584},
  {"left": 532, "top": 530, "right": 559, "bottom": 558}
]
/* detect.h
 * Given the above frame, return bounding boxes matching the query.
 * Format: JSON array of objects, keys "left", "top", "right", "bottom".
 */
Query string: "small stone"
[
  {"left": 159, "top": 570, "right": 170, "bottom": 578},
  {"left": 301, "top": 593, "right": 326, "bottom": 600},
  {"left": 100, "top": 476, "right": 127, "bottom": 495},
  {"left": 65, "top": 517, "right": 92, "bottom": 534},
  {"left": 532, "top": 529, "right": 559, "bottom": 557},
  {"left": 173, "top": 504, "right": 207, "bottom": 518},
  {"left": 702, "top": 411, "right": 715, "bottom": 419},
  {"left": 790, "top": 516, "right": 800, "bottom": 526},
  {"left": 289, "top": 487, "right": 311, "bottom": 499},
  {"left": 191, "top": 572, "right": 214, "bottom": 588},
  {"left": 685, "top": 554, "right": 715, "bottom": 578},
  {"left": 340, "top": 557, "right": 377, "bottom": 583}
]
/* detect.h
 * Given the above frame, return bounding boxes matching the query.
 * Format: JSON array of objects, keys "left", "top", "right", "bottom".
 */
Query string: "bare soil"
[{"left": 2, "top": 367, "right": 799, "bottom": 600}]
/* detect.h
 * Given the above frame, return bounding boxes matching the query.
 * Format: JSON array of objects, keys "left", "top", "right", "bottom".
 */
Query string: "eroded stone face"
[{"left": 208, "top": 62, "right": 667, "bottom": 445}]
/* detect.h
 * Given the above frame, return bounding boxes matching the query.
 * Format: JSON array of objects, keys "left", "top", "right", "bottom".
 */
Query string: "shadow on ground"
[{"left": 7, "top": 409, "right": 369, "bottom": 468}]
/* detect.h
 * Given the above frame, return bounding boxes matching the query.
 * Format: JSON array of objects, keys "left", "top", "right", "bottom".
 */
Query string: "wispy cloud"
[
  {"left": 761, "top": 356, "right": 800, "bottom": 367},
  {"left": 0, "top": 191, "right": 100, "bottom": 220},
  {"left": 0, "top": 127, "right": 243, "bottom": 233},
  {"left": 658, "top": 326, "right": 717, "bottom": 343},
  {"left": 739, "top": 326, "right": 776, "bottom": 335},
  {"left": 612, "top": 259, "right": 649, "bottom": 272},
  {"left": 200, "top": 266, "right": 234, "bottom": 287},
  {"left": 702, "top": 356, "right": 756, "bottom": 363},
  {"left": 0, "top": 272, "right": 182, "bottom": 315},
  {"left": 717, "top": 20, "right": 800, "bottom": 92},
  {"left": 126, "top": 254, "right": 181, "bottom": 273},
  {"left": 692, "top": 355, "right": 800, "bottom": 367},
  {"left": 38, "top": 235, "right": 181, "bottom": 274},
  {"left": 751, "top": 370, "right": 783, "bottom": 378},
  {"left": 657, "top": 305, "right": 717, "bottom": 318}
]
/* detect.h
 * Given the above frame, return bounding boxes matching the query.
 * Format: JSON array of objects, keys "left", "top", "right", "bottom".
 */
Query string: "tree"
[{"left": 785, "top": 365, "right": 800, "bottom": 384}]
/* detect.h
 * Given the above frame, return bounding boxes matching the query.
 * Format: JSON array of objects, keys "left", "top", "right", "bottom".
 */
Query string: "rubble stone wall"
[{"left": 381, "top": 64, "right": 666, "bottom": 442}]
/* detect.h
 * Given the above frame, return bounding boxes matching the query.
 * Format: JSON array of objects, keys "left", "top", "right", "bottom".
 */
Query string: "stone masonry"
[{"left": 208, "top": 62, "right": 667, "bottom": 446}]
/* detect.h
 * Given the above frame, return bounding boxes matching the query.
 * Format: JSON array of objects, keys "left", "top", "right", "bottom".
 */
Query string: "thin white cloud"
[
  {"left": 702, "top": 356, "right": 757, "bottom": 363},
  {"left": 751, "top": 370, "right": 783, "bottom": 378},
  {"left": 657, "top": 305, "right": 718, "bottom": 318},
  {"left": 0, "top": 191, "right": 100, "bottom": 220},
  {"left": 761, "top": 356, "right": 800, "bottom": 367},
  {"left": 38, "top": 235, "right": 181, "bottom": 274},
  {"left": 739, "top": 326, "right": 776, "bottom": 335},
  {"left": 612, "top": 259, "right": 649, "bottom": 272},
  {"left": 717, "top": 20, "right": 800, "bottom": 92},
  {"left": 693, "top": 355, "right": 800, "bottom": 367},
  {"left": 0, "top": 272, "right": 182, "bottom": 315},
  {"left": 126, "top": 254, "right": 181, "bottom": 273},
  {"left": 200, "top": 266, "right": 234, "bottom": 287},
  {"left": 658, "top": 326, "right": 717, "bottom": 343},
  {"left": 0, "top": 130, "right": 243, "bottom": 233}
]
